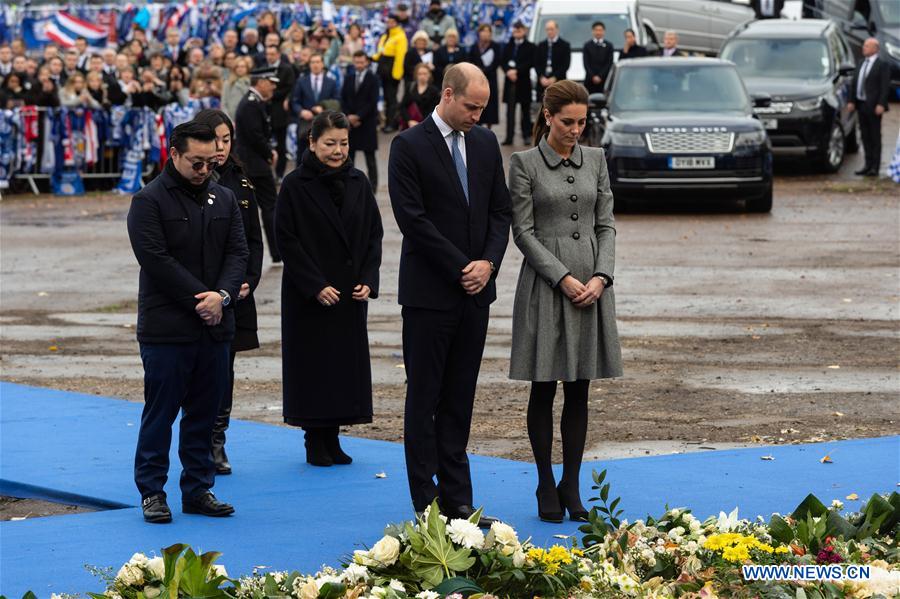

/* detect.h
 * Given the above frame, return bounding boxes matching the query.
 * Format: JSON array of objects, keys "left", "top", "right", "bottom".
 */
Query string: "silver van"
[{"left": 639, "top": 0, "right": 756, "bottom": 55}]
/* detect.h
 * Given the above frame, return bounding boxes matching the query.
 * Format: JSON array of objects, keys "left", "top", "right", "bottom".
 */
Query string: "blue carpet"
[{"left": 0, "top": 382, "right": 897, "bottom": 597}]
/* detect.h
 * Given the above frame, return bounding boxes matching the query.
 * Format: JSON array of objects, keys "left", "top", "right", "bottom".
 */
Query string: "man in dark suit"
[
  {"left": 236, "top": 67, "right": 280, "bottom": 262},
  {"left": 262, "top": 44, "right": 296, "bottom": 181},
  {"left": 388, "top": 63, "right": 512, "bottom": 527},
  {"left": 290, "top": 52, "right": 340, "bottom": 143},
  {"left": 535, "top": 20, "right": 571, "bottom": 102},
  {"left": 750, "top": 0, "right": 785, "bottom": 19},
  {"left": 583, "top": 21, "right": 614, "bottom": 94},
  {"left": 342, "top": 51, "right": 380, "bottom": 191},
  {"left": 501, "top": 21, "right": 536, "bottom": 146},
  {"left": 162, "top": 27, "right": 186, "bottom": 66},
  {"left": 848, "top": 38, "right": 891, "bottom": 176},
  {"left": 127, "top": 121, "right": 248, "bottom": 523}
]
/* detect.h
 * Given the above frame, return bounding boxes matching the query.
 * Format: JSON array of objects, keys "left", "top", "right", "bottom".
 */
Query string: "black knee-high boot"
[
  {"left": 557, "top": 379, "right": 590, "bottom": 521},
  {"left": 528, "top": 381, "right": 564, "bottom": 522}
]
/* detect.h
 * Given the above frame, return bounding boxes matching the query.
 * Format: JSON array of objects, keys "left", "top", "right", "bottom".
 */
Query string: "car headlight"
[
  {"left": 793, "top": 96, "right": 824, "bottom": 111},
  {"left": 886, "top": 41, "right": 900, "bottom": 60},
  {"left": 608, "top": 131, "right": 645, "bottom": 147},
  {"left": 735, "top": 130, "right": 766, "bottom": 147}
]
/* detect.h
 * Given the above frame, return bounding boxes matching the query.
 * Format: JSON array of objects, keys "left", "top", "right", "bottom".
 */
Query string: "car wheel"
[
  {"left": 746, "top": 187, "right": 772, "bottom": 213},
  {"left": 845, "top": 123, "right": 859, "bottom": 154},
  {"left": 818, "top": 121, "right": 845, "bottom": 173}
]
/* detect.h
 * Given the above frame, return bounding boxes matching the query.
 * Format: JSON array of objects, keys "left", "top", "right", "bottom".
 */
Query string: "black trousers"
[
  {"left": 858, "top": 105, "right": 883, "bottom": 171},
  {"left": 505, "top": 99, "right": 532, "bottom": 144},
  {"left": 402, "top": 298, "right": 489, "bottom": 512},
  {"left": 351, "top": 150, "right": 378, "bottom": 192},
  {"left": 382, "top": 76, "right": 400, "bottom": 128},
  {"left": 273, "top": 126, "right": 288, "bottom": 179},
  {"left": 249, "top": 172, "right": 279, "bottom": 261},
  {"left": 134, "top": 330, "right": 230, "bottom": 500}
]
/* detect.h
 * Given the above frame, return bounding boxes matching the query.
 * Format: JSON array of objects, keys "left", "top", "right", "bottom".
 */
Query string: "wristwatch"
[
  {"left": 218, "top": 289, "right": 231, "bottom": 307},
  {"left": 488, "top": 260, "right": 496, "bottom": 273}
]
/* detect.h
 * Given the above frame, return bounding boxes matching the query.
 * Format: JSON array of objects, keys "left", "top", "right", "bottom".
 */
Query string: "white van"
[{"left": 528, "top": 0, "right": 650, "bottom": 84}]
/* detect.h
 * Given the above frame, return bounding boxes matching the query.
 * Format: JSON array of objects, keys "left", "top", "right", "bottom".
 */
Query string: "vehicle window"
[
  {"left": 827, "top": 30, "right": 843, "bottom": 69},
  {"left": 534, "top": 13, "right": 632, "bottom": 48},
  {"left": 873, "top": 0, "right": 900, "bottom": 26},
  {"left": 720, "top": 39, "right": 831, "bottom": 79},
  {"left": 610, "top": 65, "right": 750, "bottom": 113}
]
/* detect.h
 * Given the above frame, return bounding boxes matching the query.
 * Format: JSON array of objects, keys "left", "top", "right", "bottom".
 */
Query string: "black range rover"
[
  {"left": 720, "top": 19, "right": 859, "bottom": 172},
  {"left": 597, "top": 57, "right": 774, "bottom": 212}
]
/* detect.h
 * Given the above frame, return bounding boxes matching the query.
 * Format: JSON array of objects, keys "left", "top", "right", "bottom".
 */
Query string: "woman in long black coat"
[
  {"left": 275, "top": 110, "right": 383, "bottom": 467},
  {"left": 468, "top": 24, "right": 501, "bottom": 127},
  {"left": 193, "top": 109, "right": 265, "bottom": 476},
  {"left": 433, "top": 29, "right": 465, "bottom": 90}
]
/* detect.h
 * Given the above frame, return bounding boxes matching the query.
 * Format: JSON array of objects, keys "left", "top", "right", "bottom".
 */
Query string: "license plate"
[
  {"left": 762, "top": 119, "right": 778, "bottom": 130},
  {"left": 669, "top": 156, "right": 715, "bottom": 169}
]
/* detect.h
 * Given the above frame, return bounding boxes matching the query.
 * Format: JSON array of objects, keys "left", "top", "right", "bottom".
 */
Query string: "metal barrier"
[{"left": 7, "top": 106, "right": 155, "bottom": 195}]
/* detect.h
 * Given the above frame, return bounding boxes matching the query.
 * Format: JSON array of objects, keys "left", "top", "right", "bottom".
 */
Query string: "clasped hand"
[
  {"left": 317, "top": 284, "right": 371, "bottom": 306},
  {"left": 559, "top": 275, "right": 604, "bottom": 308},
  {"left": 460, "top": 260, "right": 492, "bottom": 295},
  {"left": 194, "top": 291, "right": 223, "bottom": 326}
]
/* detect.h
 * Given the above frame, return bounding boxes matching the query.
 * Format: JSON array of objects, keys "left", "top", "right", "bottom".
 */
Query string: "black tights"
[{"left": 527, "top": 380, "right": 589, "bottom": 502}]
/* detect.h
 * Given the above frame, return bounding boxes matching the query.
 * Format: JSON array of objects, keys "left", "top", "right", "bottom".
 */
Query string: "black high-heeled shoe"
[
  {"left": 557, "top": 483, "right": 589, "bottom": 522},
  {"left": 536, "top": 486, "right": 564, "bottom": 523},
  {"left": 304, "top": 429, "right": 333, "bottom": 467}
]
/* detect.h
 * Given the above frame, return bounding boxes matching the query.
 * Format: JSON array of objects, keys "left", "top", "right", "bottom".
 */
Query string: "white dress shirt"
[
  {"left": 856, "top": 55, "right": 877, "bottom": 101},
  {"left": 432, "top": 108, "right": 466, "bottom": 166}
]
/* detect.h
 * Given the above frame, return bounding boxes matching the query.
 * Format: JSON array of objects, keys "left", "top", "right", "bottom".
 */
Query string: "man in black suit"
[
  {"left": 750, "top": 0, "right": 785, "bottom": 19},
  {"left": 848, "top": 38, "right": 891, "bottom": 176},
  {"left": 501, "top": 21, "right": 536, "bottom": 146},
  {"left": 342, "top": 51, "right": 381, "bottom": 191},
  {"left": 583, "top": 21, "right": 614, "bottom": 94},
  {"left": 535, "top": 20, "right": 571, "bottom": 102},
  {"left": 235, "top": 67, "right": 280, "bottom": 262},
  {"left": 389, "top": 63, "right": 512, "bottom": 527},
  {"left": 290, "top": 53, "right": 340, "bottom": 145},
  {"left": 127, "top": 121, "right": 248, "bottom": 523},
  {"left": 262, "top": 45, "right": 296, "bottom": 182}
]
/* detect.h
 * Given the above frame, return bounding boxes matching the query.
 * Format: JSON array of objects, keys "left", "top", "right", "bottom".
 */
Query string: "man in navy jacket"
[
  {"left": 127, "top": 121, "right": 248, "bottom": 523},
  {"left": 388, "top": 63, "right": 512, "bottom": 527}
]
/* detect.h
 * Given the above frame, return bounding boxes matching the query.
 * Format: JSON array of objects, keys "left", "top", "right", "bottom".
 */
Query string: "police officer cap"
[{"left": 250, "top": 66, "right": 280, "bottom": 83}]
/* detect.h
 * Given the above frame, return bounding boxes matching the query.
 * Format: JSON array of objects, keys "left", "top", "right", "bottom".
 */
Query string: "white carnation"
[
  {"left": 370, "top": 535, "right": 401, "bottom": 566},
  {"left": 447, "top": 518, "right": 485, "bottom": 549},
  {"left": 146, "top": 557, "right": 165, "bottom": 580},
  {"left": 342, "top": 563, "right": 369, "bottom": 585},
  {"left": 415, "top": 591, "right": 441, "bottom": 599},
  {"left": 487, "top": 521, "right": 519, "bottom": 549},
  {"left": 388, "top": 579, "right": 405, "bottom": 592},
  {"left": 128, "top": 553, "right": 149, "bottom": 567}
]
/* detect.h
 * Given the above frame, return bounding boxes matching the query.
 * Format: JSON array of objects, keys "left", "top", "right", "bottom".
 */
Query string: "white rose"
[
  {"left": 487, "top": 521, "right": 519, "bottom": 548},
  {"left": 686, "top": 541, "right": 699, "bottom": 553},
  {"left": 370, "top": 535, "right": 401, "bottom": 566},
  {"left": 415, "top": 591, "right": 441, "bottom": 599},
  {"left": 447, "top": 518, "right": 485, "bottom": 550},
  {"left": 128, "top": 553, "right": 149, "bottom": 567},
  {"left": 115, "top": 563, "right": 144, "bottom": 587},
  {"left": 143, "top": 586, "right": 162, "bottom": 599},
  {"left": 315, "top": 574, "right": 342, "bottom": 589},
  {"left": 689, "top": 520, "right": 701, "bottom": 532},
  {"left": 145, "top": 557, "right": 165, "bottom": 580},
  {"left": 298, "top": 579, "right": 319, "bottom": 599},
  {"left": 353, "top": 549, "right": 376, "bottom": 567},
  {"left": 670, "top": 509, "right": 681, "bottom": 518},
  {"left": 388, "top": 579, "right": 405, "bottom": 592}
]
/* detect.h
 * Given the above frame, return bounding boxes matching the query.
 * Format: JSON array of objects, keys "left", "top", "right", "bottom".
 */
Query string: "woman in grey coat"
[{"left": 508, "top": 80, "right": 622, "bottom": 523}]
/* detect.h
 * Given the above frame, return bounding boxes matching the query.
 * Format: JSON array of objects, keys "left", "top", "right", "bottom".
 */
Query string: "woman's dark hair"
[
  {"left": 310, "top": 110, "right": 350, "bottom": 142},
  {"left": 169, "top": 121, "right": 216, "bottom": 154},
  {"left": 192, "top": 108, "right": 241, "bottom": 165},
  {"left": 532, "top": 79, "right": 589, "bottom": 146}
]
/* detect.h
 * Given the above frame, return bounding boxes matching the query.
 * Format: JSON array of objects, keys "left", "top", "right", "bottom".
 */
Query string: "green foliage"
[
  {"left": 578, "top": 469, "right": 623, "bottom": 548},
  {"left": 398, "top": 500, "right": 476, "bottom": 588}
]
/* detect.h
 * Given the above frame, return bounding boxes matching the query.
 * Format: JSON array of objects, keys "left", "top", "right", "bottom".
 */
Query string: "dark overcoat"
[
  {"left": 214, "top": 158, "right": 265, "bottom": 352},
  {"left": 501, "top": 39, "right": 536, "bottom": 104},
  {"left": 275, "top": 159, "right": 384, "bottom": 427},
  {"left": 468, "top": 41, "right": 502, "bottom": 125},
  {"left": 340, "top": 69, "right": 380, "bottom": 153}
]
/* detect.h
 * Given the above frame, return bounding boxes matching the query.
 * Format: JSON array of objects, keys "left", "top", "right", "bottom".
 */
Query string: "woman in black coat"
[
  {"left": 468, "top": 24, "right": 501, "bottom": 127},
  {"left": 400, "top": 63, "right": 440, "bottom": 129},
  {"left": 275, "top": 110, "right": 383, "bottom": 467},
  {"left": 193, "top": 109, "right": 265, "bottom": 475},
  {"left": 432, "top": 29, "right": 464, "bottom": 90}
]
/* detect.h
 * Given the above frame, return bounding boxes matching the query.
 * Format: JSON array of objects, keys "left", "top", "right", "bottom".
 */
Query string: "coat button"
[
  {"left": 570, "top": 194, "right": 577, "bottom": 202},
  {"left": 571, "top": 213, "right": 578, "bottom": 221},
  {"left": 572, "top": 232, "right": 580, "bottom": 240},
  {"left": 567, "top": 176, "right": 575, "bottom": 183},
  {"left": 563, "top": 159, "right": 570, "bottom": 167}
]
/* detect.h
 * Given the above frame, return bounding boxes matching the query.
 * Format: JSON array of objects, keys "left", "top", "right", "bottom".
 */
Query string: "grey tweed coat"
[{"left": 508, "top": 138, "right": 623, "bottom": 382}]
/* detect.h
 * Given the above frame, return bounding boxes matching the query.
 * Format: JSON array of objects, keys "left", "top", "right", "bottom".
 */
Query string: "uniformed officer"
[
  {"left": 501, "top": 21, "right": 536, "bottom": 146},
  {"left": 127, "top": 121, "right": 249, "bottom": 523},
  {"left": 194, "top": 109, "right": 265, "bottom": 476},
  {"left": 235, "top": 66, "right": 280, "bottom": 263},
  {"left": 583, "top": 22, "right": 614, "bottom": 95}
]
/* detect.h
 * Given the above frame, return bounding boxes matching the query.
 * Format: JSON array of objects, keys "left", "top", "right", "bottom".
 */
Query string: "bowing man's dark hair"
[
  {"left": 193, "top": 108, "right": 243, "bottom": 165},
  {"left": 532, "top": 79, "right": 589, "bottom": 146},
  {"left": 309, "top": 110, "right": 350, "bottom": 142},
  {"left": 169, "top": 121, "right": 216, "bottom": 154}
]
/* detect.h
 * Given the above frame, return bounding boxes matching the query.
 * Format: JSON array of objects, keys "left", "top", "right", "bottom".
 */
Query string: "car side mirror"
[
  {"left": 590, "top": 92, "right": 607, "bottom": 107},
  {"left": 752, "top": 93, "right": 772, "bottom": 108},
  {"left": 839, "top": 62, "right": 855, "bottom": 76}
]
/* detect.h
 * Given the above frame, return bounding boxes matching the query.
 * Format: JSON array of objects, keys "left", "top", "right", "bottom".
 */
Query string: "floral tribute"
[{"left": 26, "top": 471, "right": 900, "bottom": 599}]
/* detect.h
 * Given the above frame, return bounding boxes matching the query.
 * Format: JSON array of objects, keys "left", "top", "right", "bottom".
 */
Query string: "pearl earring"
[{"left": 546, "top": 120, "right": 550, "bottom": 126}]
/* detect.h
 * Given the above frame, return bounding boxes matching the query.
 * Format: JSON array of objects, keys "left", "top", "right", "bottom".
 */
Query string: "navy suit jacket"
[
  {"left": 291, "top": 73, "right": 340, "bottom": 115},
  {"left": 388, "top": 115, "right": 512, "bottom": 310}
]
